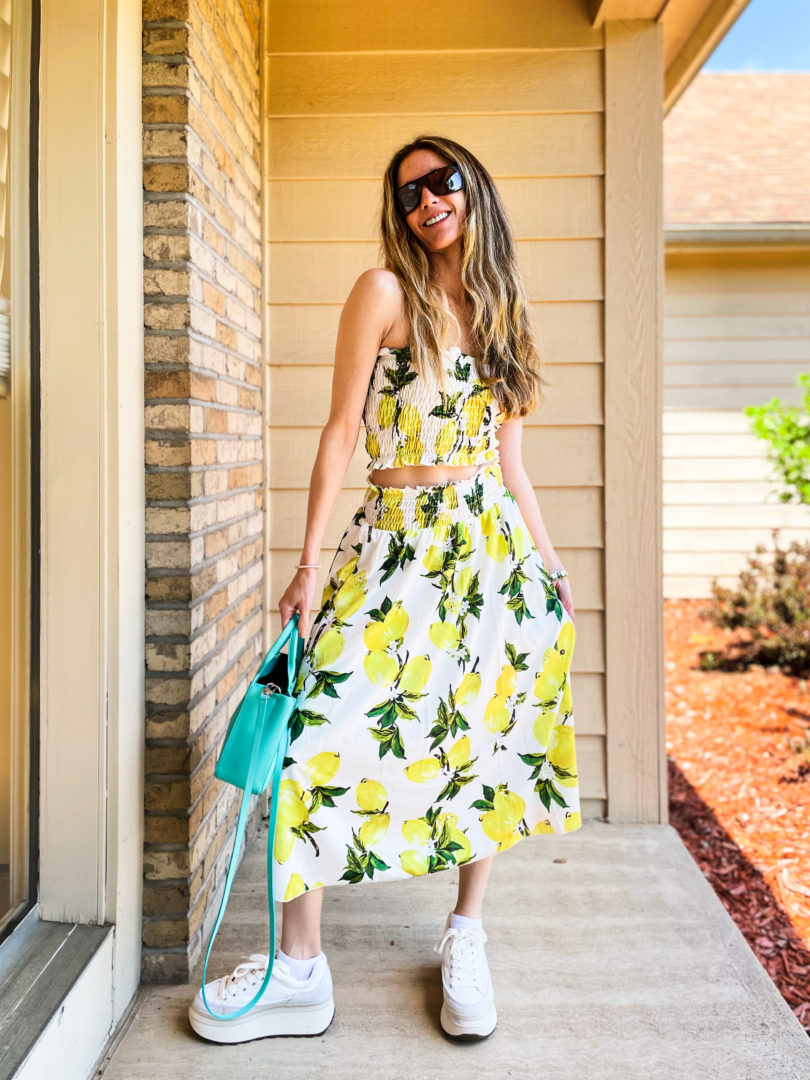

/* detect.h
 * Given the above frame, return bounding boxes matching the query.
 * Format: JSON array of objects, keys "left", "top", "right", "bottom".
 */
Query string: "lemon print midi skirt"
[{"left": 274, "top": 461, "right": 582, "bottom": 903}]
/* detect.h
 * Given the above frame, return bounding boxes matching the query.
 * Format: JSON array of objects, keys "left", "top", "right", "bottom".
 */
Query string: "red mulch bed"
[{"left": 665, "top": 598, "right": 810, "bottom": 1035}]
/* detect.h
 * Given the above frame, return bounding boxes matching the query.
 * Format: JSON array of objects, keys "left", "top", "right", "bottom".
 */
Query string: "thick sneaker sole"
[
  {"left": 439, "top": 1000, "right": 497, "bottom": 1040},
  {"left": 188, "top": 995, "right": 335, "bottom": 1044}
]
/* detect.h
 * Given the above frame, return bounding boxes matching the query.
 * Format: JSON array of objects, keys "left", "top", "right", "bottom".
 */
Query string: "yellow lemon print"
[
  {"left": 532, "top": 820, "right": 556, "bottom": 835},
  {"left": 486, "top": 533, "right": 509, "bottom": 562},
  {"left": 559, "top": 677, "right": 573, "bottom": 716},
  {"left": 359, "top": 813, "right": 390, "bottom": 848},
  {"left": 494, "top": 788, "right": 525, "bottom": 822},
  {"left": 333, "top": 573, "right": 367, "bottom": 620},
  {"left": 429, "top": 620, "right": 459, "bottom": 651},
  {"left": 483, "top": 693, "right": 510, "bottom": 733},
  {"left": 533, "top": 652, "right": 567, "bottom": 700},
  {"left": 274, "top": 780, "right": 309, "bottom": 863},
  {"left": 462, "top": 393, "right": 487, "bottom": 437},
  {"left": 480, "top": 787, "right": 525, "bottom": 847},
  {"left": 363, "top": 602, "right": 409, "bottom": 651},
  {"left": 446, "top": 735, "right": 471, "bottom": 770},
  {"left": 435, "top": 420, "right": 458, "bottom": 457},
  {"left": 400, "top": 434, "right": 423, "bottom": 465},
  {"left": 312, "top": 627, "right": 344, "bottom": 669},
  {"left": 456, "top": 671, "right": 481, "bottom": 705},
  {"left": 448, "top": 826, "right": 473, "bottom": 862},
  {"left": 423, "top": 545, "right": 446, "bottom": 573},
  {"left": 378, "top": 505, "right": 405, "bottom": 531},
  {"left": 495, "top": 663, "right": 517, "bottom": 698},
  {"left": 547, "top": 724, "right": 577, "bottom": 772},
  {"left": 356, "top": 778, "right": 388, "bottom": 812},
  {"left": 479, "top": 504, "right": 500, "bottom": 537},
  {"left": 320, "top": 579, "right": 336, "bottom": 606},
  {"left": 457, "top": 522, "right": 473, "bottom": 558},
  {"left": 336, "top": 556, "right": 359, "bottom": 582},
  {"left": 404, "top": 758, "right": 442, "bottom": 783},
  {"left": 304, "top": 751, "right": 340, "bottom": 787},
  {"left": 363, "top": 649, "right": 399, "bottom": 686},
  {"left": 513, "top": 525, "right": 526, "bottom": 559},
  {"left": 402, "top": 818, "right": 431, "bottom": 846},
  {"left": 377, "top": 394, "right": 396, "bottom": 429},
  {"left": 365, "top": 431, "right": 380, "bottom": 461},
  {"left": 283, "top": 873, "right": 307, "bottom": 901},
  {"left": 400, "top": 849, "right": 429, "bottom": 876},
  {"left": 453, "top": 566, "right": 473, "bottom": 596},
  {"left": 564, "top": 811, "right": 582, "bottom": 832},
  {"left": 399, "top": 402, "right": 422, "bottom": 436},
  {"left": 399, "top": 654, "right": 431, "bottom": 693},
  {"left": 532, "top": 706, "right": 557, "bottom": 749}
]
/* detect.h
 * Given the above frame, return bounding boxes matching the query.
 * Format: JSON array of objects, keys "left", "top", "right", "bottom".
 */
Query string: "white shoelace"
[
  {"left": 434, "top": 925, "right": 488, "bottom": 990},
  {"left": 220, "top": 953, "right": 269, "bottom": 998}
]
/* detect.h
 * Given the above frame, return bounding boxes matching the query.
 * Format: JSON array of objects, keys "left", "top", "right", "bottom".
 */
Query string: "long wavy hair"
[{"left": 379, "top": 134, "right": 548, "bottom": 418}]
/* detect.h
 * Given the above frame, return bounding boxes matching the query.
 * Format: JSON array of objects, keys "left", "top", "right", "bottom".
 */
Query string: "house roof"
[{"left": 664, "top": 72, "right": 810, "bottom": 225}]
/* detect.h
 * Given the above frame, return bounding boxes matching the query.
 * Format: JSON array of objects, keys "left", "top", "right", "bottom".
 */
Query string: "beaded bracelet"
[{"left": 548, "top": 567, "right": 568, "bottom": 582}]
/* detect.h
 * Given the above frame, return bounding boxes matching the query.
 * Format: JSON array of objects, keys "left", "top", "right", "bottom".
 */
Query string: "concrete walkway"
[{"left": 97, "top": 821, "right": 810, "bottom": 1080}]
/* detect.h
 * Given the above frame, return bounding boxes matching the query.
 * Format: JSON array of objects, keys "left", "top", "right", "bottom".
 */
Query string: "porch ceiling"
[{"left": 588, "top": 0, "right": 753, "bottom": 114}]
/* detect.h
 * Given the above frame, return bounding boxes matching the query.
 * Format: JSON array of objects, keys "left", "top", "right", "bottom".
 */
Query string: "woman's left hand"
[{"left": 553, "top": 577, "right": 576, "bottom": 626}]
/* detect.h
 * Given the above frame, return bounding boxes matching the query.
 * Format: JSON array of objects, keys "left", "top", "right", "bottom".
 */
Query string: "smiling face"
[{"left": 396, "top": 149, "right": 466, "bottom": 252}]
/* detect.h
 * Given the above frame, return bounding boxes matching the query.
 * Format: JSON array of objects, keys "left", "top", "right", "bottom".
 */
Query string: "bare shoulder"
[
  {"left": 347, "top": 267, "right": 403, "bottom": 312},
  {"left": 339, "top": 268, "right": 405, "bottom": 352}
]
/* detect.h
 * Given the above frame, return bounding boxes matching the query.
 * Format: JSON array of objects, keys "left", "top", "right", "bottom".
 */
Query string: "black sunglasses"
[{"left": 394, "top": 164, "right": 465, "bottom": 216}]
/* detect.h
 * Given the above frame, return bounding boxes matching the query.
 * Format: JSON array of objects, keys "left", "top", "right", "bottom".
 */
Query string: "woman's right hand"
[{"left": 279, "top": 567, "right": 320, "bottom": 640}]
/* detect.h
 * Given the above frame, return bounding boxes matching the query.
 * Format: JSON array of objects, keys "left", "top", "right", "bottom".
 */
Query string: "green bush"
[
  {"left": 699, "top": 528, "right": 810, "bottom": 676},
  {"left": 744, "top": 371, "right": 810, "bottom": 506}
]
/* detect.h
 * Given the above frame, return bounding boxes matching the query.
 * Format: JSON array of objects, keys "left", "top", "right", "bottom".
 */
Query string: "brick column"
[{"left": 141, "top": 0, "right": 264, "bottom": 982}]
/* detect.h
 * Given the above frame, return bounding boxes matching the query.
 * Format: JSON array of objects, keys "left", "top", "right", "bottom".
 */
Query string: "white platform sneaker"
[
  {"left": 433, "top": 913, "right": 498, "bottom": 1039},
  {"left": 188, "top": 952, "right": 335, "bottom": 1043}
]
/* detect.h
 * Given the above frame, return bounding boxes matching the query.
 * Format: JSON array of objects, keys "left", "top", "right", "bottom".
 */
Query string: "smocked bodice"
[{"left": 362, "top": 344, "right": 505, "bottom": 473}]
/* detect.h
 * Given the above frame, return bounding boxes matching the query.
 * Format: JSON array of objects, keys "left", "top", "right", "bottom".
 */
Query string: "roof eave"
[{"left": 665, "top": 222, "right": 810, "bottom": 252}]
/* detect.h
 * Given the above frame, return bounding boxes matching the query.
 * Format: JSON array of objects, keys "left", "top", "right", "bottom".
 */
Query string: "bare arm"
[
  {"left": 497, "top": 416, "right": 576, "bottom": 624},
  {"left": 278, "top": 268, "right": 401, "bottom": 637}
]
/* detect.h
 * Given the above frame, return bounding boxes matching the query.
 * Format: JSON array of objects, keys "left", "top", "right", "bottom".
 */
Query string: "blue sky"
[{"left": 704, "top": 0, "right": 810, "bottom": 70}]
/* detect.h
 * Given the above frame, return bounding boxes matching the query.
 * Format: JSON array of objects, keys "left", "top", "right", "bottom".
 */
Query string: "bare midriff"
[{"left": 368, "top": 463, "right": 481, "bottom": 488}]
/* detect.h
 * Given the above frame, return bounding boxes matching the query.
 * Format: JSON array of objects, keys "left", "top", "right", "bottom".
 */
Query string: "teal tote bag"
[{"left": 199, "top": 611, "right": 306, "bottom": 1019}]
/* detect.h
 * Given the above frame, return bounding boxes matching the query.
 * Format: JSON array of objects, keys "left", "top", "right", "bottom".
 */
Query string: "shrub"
[
  {"left": 744, "top": 371, "right": 810, "bottom": 506},
  {"left": 698, "top": 528, "right": 810, "bottom": 676}
]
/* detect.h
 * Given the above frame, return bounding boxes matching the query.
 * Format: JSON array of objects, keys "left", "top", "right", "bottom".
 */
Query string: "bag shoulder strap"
[{"left": 200, "top": 692, "right": 291, "bottom": 1018}]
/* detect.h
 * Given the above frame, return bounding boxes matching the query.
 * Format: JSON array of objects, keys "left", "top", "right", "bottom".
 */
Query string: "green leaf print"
[
  {"left": 307, "top": 784, "right": 351, "bottom": 813},
  {"left": 368, "top": 723, "right": 406, "bottom": 759},
  {"left": 427, "top": 687, "right": 472, "bottom": 751},
  {"left": 305, "top": 669, "right": 352, "bottom": 700},
  {"left": 288, "top": 708, "right": 330, "bottom": 745},
  {"left": 463, "top": 476, "right": 486, "bottom": 516},
  {"left": 429, "top": 389, "right": 464, "bottom": 420},
  {"left": 517, "top": 750, "right": 573, "bottom": 810},
  {"left": 379, "top": 534, "right": 416, "bottom": 583},
  {"left": 505, "top": 643, "right": 530, "bottom": 670},
  {"left": 340, "top": 826, "right": 390, "bottom": 884}
]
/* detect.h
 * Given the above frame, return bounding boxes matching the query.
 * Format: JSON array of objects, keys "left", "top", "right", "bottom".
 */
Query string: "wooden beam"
[
  {"left": 603, "top": 21, "right": 667, "bottom": 823},
  {"left": 590, "top": 0, "right": 661, "bottom": 28}
]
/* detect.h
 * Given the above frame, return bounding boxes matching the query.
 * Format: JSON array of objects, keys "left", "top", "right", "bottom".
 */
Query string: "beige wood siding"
[
  {"left": 664, "top": 250, "right": 810, "bottom": 599},
  {"left": 262, "top": 0, "right": 610, "bottom": 815}
]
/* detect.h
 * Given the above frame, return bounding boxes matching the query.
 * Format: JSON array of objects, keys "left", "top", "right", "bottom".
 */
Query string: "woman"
[{"left": 189, "top": 135, "right": 580, "bottom": 1044}]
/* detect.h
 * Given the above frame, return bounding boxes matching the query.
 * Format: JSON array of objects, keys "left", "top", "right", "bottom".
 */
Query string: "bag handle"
[
  {"left": 199, "top": 614, "right": 304, "bottom": 1019},
  {"left": 257, "top": 612, "right": 304, "bottom": 688}
]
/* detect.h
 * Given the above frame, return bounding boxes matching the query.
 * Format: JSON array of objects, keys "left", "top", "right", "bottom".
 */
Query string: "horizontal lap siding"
[
  {"left": 262, "top": 0, "right": 606, "bottom": 809},
  {"left": 664, "top": 253, "right": 810, "bottom": 598}
]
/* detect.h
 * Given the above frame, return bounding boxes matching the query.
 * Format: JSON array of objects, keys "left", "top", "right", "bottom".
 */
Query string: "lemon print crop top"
[{"left": 362, "top": 344, "right": 506, "bottom": 472}]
